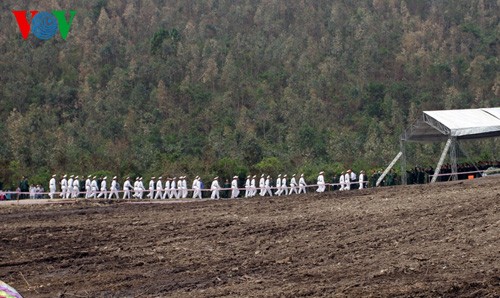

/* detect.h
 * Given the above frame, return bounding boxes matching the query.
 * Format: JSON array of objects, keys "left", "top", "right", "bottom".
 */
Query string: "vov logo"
[{"left": 12, "top": 10, "right": 76, "bottom": 40}]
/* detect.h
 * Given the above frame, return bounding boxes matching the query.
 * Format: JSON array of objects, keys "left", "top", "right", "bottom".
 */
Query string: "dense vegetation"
[{"left": 1, "top": 0, "right": 498, "bottom": 187}]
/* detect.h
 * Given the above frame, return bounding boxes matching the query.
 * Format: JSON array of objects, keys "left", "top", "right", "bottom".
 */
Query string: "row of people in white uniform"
[
  {"left": 51, "top": 174, "right": 121, "bottom": 199},
  {"left": 209, "top": 173, "right": 309, "bottom": 200},
  {"left": 315, "top": 170, "right": 366, "bottom": 192},
  {"left": 48, "top": 170, "right": 366, "bottom": 200}
]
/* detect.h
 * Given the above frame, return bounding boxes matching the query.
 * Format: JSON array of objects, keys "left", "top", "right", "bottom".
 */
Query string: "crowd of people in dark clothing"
[
  {"left": 404, "top": 160, "right": 499, "bottom": 184},
  {"left": 362, "top": 160, "right": 498, "bottom": 187}
]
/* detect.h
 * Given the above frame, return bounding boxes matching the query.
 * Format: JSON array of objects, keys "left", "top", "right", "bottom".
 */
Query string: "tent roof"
[{"left": 403, "top": 107, "right": 500, "bottom": 142}]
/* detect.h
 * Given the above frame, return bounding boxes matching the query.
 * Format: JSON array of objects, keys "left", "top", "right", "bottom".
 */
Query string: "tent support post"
[
  {"left": 450, "top": 137, "right": 458, "bottom": 181},
  {"left": 431, "top": 137, "right": 452, "bottom": 183},
  {"left": 400, "top": 137, "right": 407, "bottom": 185},
  {"left": 376, "top": 151, "right": 403, "bottom": 187}
]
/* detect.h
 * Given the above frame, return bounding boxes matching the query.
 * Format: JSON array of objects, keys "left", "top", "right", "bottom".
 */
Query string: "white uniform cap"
[
  {"left": 233, "top": 176, "right": 238, "bottom": 179},
  {"left": 214, "top": 176, "right": 218, "bottom": 180},
  {"left": 319, "top": 171, "right": 324, "bottom": 174},
  {"left": 252, "top": 175, "right": 256, "bottom": 178},
  {"left": 52, "top": 174, "right": 56, "bottom": 177},
  {"left": 63, "top": 174, "right": 67, "bottom": 178},
  {"left": 284, "top": 174, "right": 287, "bottom": 177},
  {"left": 75, "top": 176, "right": 79, "bottom": 179},
  {"left": 88, "top": 175, "right": 92, "bottom": 178},
  {"left": 113, "top": 176, "right": 117, "bottom": 179},
  {"left": 158, "top": 176, "right": 162, "bottom": 180},
  {"left": 151, "top": 177, "right": 155, "bottom": 180},
  {"left": 278, "top": 174, "right": 281, "bottom": 177},
  {"left": 70, "top": 175, "right": 74, "bottom": 178},
  {"left": 93, "top": 176, "right": 96, "bottom": 179},
  {"left": 103, "top": 176, "right": 107, "bottom": 180}
]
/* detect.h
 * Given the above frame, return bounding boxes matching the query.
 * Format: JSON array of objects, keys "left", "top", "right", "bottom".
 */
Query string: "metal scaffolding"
[{"left": 385, "top": 108, "right": 500, "bottom": 185}]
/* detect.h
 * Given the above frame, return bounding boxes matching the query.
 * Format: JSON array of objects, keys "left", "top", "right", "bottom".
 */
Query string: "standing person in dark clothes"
[
  {"left": 19, "top": 176, "right": 29, "bottom": 199},
  {"left": 417, "top": 167, "right": 425, "bottom": 184},
  {"left": 350, "top": 170, "right": 357, "bottom": 189},
  {"left": 371, "top": 170, "right": 380, "bottom": 187},
  {"left": 223, "top": 179, "right": 231, "bottom": 199},
  {"left": 386, "top": 171, "right": 393, "bottom": 186},
  {"left": 332, "top": 174, "right": 339, "bottom": 191}
]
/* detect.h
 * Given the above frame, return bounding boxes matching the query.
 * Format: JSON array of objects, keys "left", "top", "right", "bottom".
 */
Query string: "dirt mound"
[{"left": 1, "top": 177, "right": 499, "bottom": 297}]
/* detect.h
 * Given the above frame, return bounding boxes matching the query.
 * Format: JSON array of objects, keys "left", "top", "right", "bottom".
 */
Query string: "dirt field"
[{"left": 1, "top": 177, "right": 499, "bottom": 297}]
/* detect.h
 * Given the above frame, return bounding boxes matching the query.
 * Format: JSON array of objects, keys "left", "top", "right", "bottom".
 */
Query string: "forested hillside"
[{"left": 1, "top": 0, "right": 498, "bottom": 187}]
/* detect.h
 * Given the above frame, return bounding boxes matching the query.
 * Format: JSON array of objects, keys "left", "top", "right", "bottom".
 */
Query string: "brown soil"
[{"left": 1, "top": 177, "right": 499, "bottom": 297}]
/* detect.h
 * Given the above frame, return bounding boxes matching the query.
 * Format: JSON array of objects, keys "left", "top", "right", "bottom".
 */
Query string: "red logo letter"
[{"left": 12, "top": 10, "right": 39, "bottom": 40}]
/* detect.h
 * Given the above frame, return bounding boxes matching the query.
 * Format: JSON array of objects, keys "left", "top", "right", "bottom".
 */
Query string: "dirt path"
[{"left": 1, "top": 177, "right": 499, "bottom": 297}]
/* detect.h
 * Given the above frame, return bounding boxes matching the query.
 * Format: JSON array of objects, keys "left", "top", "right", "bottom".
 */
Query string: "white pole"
[
  {"left": 376, "top": 151, "right": 403, "bottom": 187},
  {"left": 431, "top": 137, "right": 452, "bottom": 183}
]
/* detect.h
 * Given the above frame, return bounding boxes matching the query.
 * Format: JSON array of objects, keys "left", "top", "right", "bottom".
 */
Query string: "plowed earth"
[{"left": 1, "top": 177, "right": 499, "bottom": 297}]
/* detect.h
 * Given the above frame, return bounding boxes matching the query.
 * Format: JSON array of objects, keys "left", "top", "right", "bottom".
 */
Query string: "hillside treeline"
[{"left": 0, "top": 0, "right": 498, "bottom": 187}]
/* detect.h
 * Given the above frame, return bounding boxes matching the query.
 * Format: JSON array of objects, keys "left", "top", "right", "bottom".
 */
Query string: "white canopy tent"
[{"left": 377, "top": 107, "right": 500, "bottom": 186}]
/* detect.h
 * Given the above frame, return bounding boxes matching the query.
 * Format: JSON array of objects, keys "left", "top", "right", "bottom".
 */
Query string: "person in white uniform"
[
  {"left": 60, "top": 174, "right": 68, "bottom": 198},
  {"left": 290, "top": 174, "right": 298, "bottom": 194},
  {"left": 244, "top": 175, "right": 251, "bottom": 198},
  {"left": 275, "top": 174, "right": 282, "bottom": 196},
  {"left": 90, "top": 176, "right": 98, "bottom": 198},
  {"left": 192, "top": 176, "right": 202, "bottom": 199},
  {"left": 85, "top": 175, "right": 91, "bottom": 198},
  {"left": 298, "top": 174, "right": 307, "bottom": 194},
  {"left": 49, "top": 174, "right": 56, "bottom": 199},
  {"left": 123, "top": 177, "right": 132, "bottom": 199},
  {"left": 163, "top": 177, "right": 171, "bottom": 199},
  {"left": 250, "top": 175, "right": 257, "bottom": 197},
  {"left": 339, "top": 171, "right": 345, "bottom": 191},
  {"left": 133, "top": 177, "right": 140, "bottom": 198},
  {"left": 66, "top": 175, "right": 74, "bottom": 199},
  {"left": 359, "top": 171, "right": 365, "bottom": 189},
  {"left": 147, "top": 177, "right": 155, "bottom": 199},
  {"left": 231, "top": 176, "right": 240, "bottom": 199},
  {"left": 264, "top": 175, "right": 273, "bottom": 196},
  {"left": 344, "top": 170, "right": 351, "bottom": 190},
  {"left": 155, "top": 177, "right": 163, "bottom": 199},
  {"left": 259, "top": 174, "right": 266, "bottom": 196},
  {"left": 281, "top": 174, "right": 288, "bottom": 196},
  {"left": 316, "top": 171, "right": 325, "bottom": 193},
  {"left": 344, "top": 171, "right": 351, "bottom": 190},
  {"left": 181, "top": 176, "right": 188, "bottom": 198},
  {"left": 109, "top": 176, "right": 119, "bottom": 199},
  {"left": 97, "top": 176, "right": 107, "bottom": 198},
  {"left": 72, "top": 176, "right": 80, "bottom": 198},
  {"left": 210, "top": 177, "right": 220, "bottom": 199},
  {"left": 170, "top": 177, "right": 178, "bottom": 199},
  {"left": 138, "top": 177, "right": 145, "bottom": 199}
]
